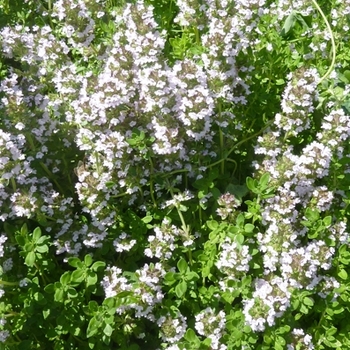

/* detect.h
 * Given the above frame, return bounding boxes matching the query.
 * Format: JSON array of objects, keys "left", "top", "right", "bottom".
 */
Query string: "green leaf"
[
  {"left": 103, "top": 324, "right": 113, "bottom": 337},
  {"left": 246, "top": 177, "right": 256, "bottom": 192},
  {"left": 67, "top": 287, "right": 78, "bottom": 298},
  {"left": 281, "top": 11, "right": 297, "bottom": 37},
  {"left": 43, "top": 308, "right": 50, "bottom": 319},
  {"left": 126, "top": 138, "right": 138, "bottom": 146},
  {"left": 105, "top": 181, "right": 115, "bottom": 188},
  {"left": 178, "top": 204, "right": 188, "bottom": 212},
  {"left": 241, "top": 276, "right": 252, "bottom": 288},
  {"left": 339, "top": 249, "right": 350, "bottom": 264},
  {"left": 21, "top": 223, "right": 28, "bottom": 236},
  {"left": 104, "top": 315, "right": 114, "bottom": 325},
  {"left": 203, "top": 337, "right": 213, "bottom": 347},
  {"left": 88, "top": 301, "right": 99, "bottom": 313},
  {"left": 274, "top": 342, "right": 284, "bottom": 350},
  {"left": 228, "top": 225, "right": 239, "bottom": 235},
  {"left": 175, "top": 280, "right": 187, "bottom": 298},
  {"left": 24, "top": 242, "right": 34, "bottom": 253},
  {"left": 32, "top": 227, "right": 41, "bottom": 242},
  {"left": 261, "top": 193, "right": 275, "bottom": 199},
  {"left": 323, "top": 216, "right": 332, "bottom": 227},
  {"left": 15, "top": 235, "right": 26, "bottom": 247},
  {"left": 103, "top": 298, "right": 116, "bottom": 309},
  {"left": 36, "top": 244, "right": 49, "bottom": 253},
  {"left": 244, "top": 223, "right": 254, "bottom": 234},
  {"left": 326, "top": 307, "right": 334, "bottom": 316},
  {"left": 236, "top": 213, "right": 245, "bottom": 227},
  {"left": 303, "top": 297, "right": 314, "bottom": 307},
  {"left": 25, "top": 251, "right": 36, "bottom": 267},
  {"left": 186, "top": 271, "right": 199, "bottom": 281},
  {"left": 198, "top": 190, "right": 206, "bottom": 200},
  {"left": 211, "top": 187, "right": 221, "bottom": 199},
  {"left": 304, "top": 207, "right": 319, "bottom": 222},
  {"left": 338, "top": 269, "right": 348, "bottom": 280},
  {"left": 202, "top": 266, "right": 211, "bottom": 278},
  {"left": 71, "top": 269, "right": 85, "bottom": 284},
  {"left": 86, "top": 272, "right": 98, "bottom": 288},
  {"left": 34, "top": 292, "right": 45, "bottom": 303},
  {"left": 54, "top": 288, "right": 64, "bottom": 303},
  {"left": 299, "top": 303, "right": 309, "bottom": 314},
  {"left": 88, "top": 339, "right": 95, "bottom": 349},
  {"left": 184, "top": 328, "right": 197, "bottom": 342},
  {"left": 326, "top": 327, "right": 337, "bottom": 338},
  {"left": 118, "top": 290, "right": 134, "bottom": 298},
  {"left": 141, "top": 215, "right": 153, "bottom": 223},
  {"left": 87, "top": 317, "right": 100, "bottom": 338},
  {"left": 207, "top": 220, "right": 218, "bottom": 230},
  {"left": 332, "top": 304, "right": 344, "bottom": 314},
  {"left": 226, "top": 184, "right": 248, "bottom": 200},
  {"left": 264, "top": 335, "right": 272, "bottom": 344},
  {"left": 259, "top": 173, "right": 270, "bottom": 189},
  {"left": 222, "top": 291, "right": 235, "bottom": 304},
  {"left": 44, "top": 283, "right": 55, "bottom": 294},
  {"left": 164, "top": 272, "right": 177, "bottom": 284},
  {"left": 91, "top": 261, "right": 106, "bottom": 272},
  {"left": 84, "top": 254, "right": 93, "bottom": 267},
  {"left": 177, "top": 258, "right": 188, "bottom": 274},
  {"left": 300, "top": 220, "right": 311, "bottom": 227},
  {"left": 292, "top": 299, "right": 300, "bottom": 310},
  {"left": 36, "top": 235, "right": 49, "bottom": 245},
  {"left": 235, "top": 233, "right": 244, "bottom": 245},
  {"left": 344, "top": 70, "right": 350, "bottom": 82},
  {"left": 60, "top": 271, "right": 71, "bottom": 285},
  {"left": 68, "top": 257, "right": 82, "bottom": 268}
]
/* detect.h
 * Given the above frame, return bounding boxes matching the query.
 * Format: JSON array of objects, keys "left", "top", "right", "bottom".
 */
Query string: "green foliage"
[
  {"left": 164, "top": 258, "right": 199, "bottom": 298},
  {"left": 0, "top": 0, "right": 350, "bottom": 349},
  {"left": 16, "top": 225, "right": 51, "bottom": 269}
]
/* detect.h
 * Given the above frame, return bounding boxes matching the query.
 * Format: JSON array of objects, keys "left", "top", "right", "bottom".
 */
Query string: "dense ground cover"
[{"left": 0, "top": 0, "right": 350, "bottom": 349}]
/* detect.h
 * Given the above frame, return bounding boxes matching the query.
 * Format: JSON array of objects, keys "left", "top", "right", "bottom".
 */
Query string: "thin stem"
[
  {"left": 218, "top": 102, "right": 225, "bottom": 174},
  {"left": 94, "top": 151, "right": 101, "bottom": 174},
  {"left": 207, "top": 121, "right": 273, "bottom": 169},
  {"left": 219, "top": 128, "right": 224, "bottom": 174},
  {"left": 160, "top": 168, "right": 188, "bottom": 178},
  {"left": 0, "top": 280, "right": 19, "bottom": 286},
  {"left": 198, "top": 205, "right": 203, "bottom": 227},
  {"left": 311, "top": 0, "right": 336, "bottom": 85},
  {"left": 34, "top": 262, "right": 48, "bottom": 286},
  {"left": 3, "top": 312, "right": 20, "bottom": 317},
  {"left": 39, "top": 162, "right": 65, "bottom": 194},
  {"left": 157, "top": 122, "right": 271, "bottom": 179},
  {"left": 226, "top": 158, "right": 237, "bottom": 175},
  {"left": 110, "top": 191, "right": 129, "bottom": 198},
  {"left": 10, "top": 177, "right": 16, "bottom": 192},
  {"left": 167, "top": 182, "right": 192, "bottom": 265},
  {"left": 188, "top": 249, "right": 192, "bottom": 266},
  {"left": 169, "top": 191, "right": 188, "bottom": 235},
  {"left": 148, "top": 155, "right": 157, "bottom": 207}
]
